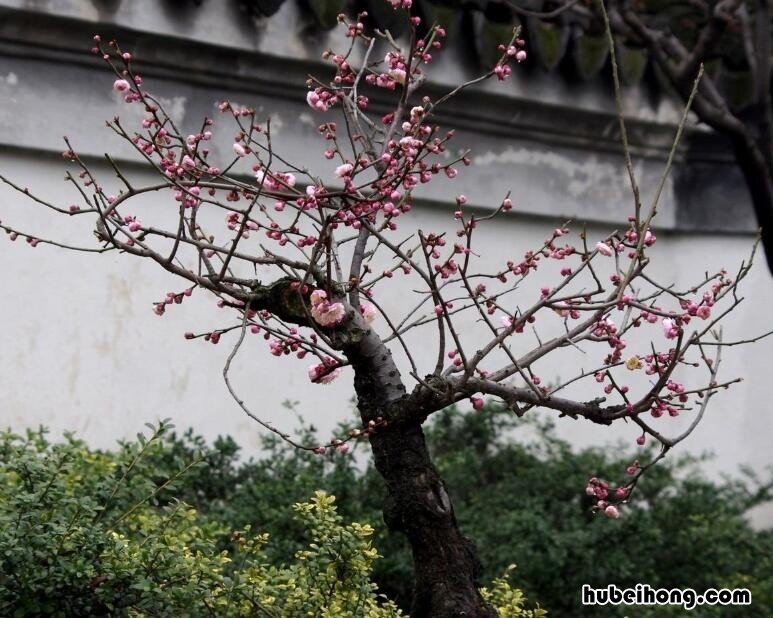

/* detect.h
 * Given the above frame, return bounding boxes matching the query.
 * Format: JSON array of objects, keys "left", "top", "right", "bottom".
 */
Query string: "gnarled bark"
[
  {"left": 344, "top": 318, "right": 494, "bottom": 617},
  {"left": 369, "top": 421, "right": 494, "bottom": 618}
]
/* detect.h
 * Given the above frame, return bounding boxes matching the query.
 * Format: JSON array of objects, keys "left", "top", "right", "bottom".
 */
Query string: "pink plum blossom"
[
  {"left": 696, "top": 305, "right": 711, "bottom": 320},
  {"left": 312, "top": 302, "right": 346, "bottom": 327},
  {"left": 113, "top": 79, "right": 130, "bottom": 92},
  {"left": 493, "top": 64, "right": 511, "bottom": 81},
  {"left": 310, "top": 289, "right": 328, "bottom": 306},
  {"left": 389, "top": 68, "right": 406, "bottom": 84},
  {"left": 310, "top": 288, "right": 346, "bottom": 327}
]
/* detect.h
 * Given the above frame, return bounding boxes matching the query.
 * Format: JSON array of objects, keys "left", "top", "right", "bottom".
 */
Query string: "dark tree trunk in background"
[
  {"left": 732, "top": 131, "right": 773, "bottom": 273},
  {"left": 604, "top": 0, "right": 773, "bottom": 274},
  {"left": 345, "top": 320, "right": 494, "bottom": 617}
]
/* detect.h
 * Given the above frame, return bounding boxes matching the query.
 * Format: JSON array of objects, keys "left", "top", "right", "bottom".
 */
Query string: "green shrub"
[
  {"left": 3, "top": 405, "right": 769, "bottom": 616},
  {"left": 0, "top": 420, "right": 542, "bottom": 617},
  {"left": 120, "top": 405, "right": 771, "bottom": 617}
]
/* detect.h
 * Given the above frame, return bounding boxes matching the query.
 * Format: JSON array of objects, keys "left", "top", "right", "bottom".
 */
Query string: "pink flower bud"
[{"left": 604, "top": 505, "right": 620, "bottom": 519}]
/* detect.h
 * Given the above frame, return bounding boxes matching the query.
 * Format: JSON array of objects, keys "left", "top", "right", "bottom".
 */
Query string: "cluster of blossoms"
[
  {"left": 596, "top": 224, "right": 658, "bottom": 259},
  {"left": 585, "top": 477, "right": 626, "bottom": 519},
  {"left": 310, "top": 289, "right": 346, "bottom": 327},
  {"left": 306, "top": 88, "right": 339, "bottom": 112},
  {"left": 494, "top": 37, "right": 527, "bottom": 80},
  {"left": 224, "top": 211, "right": 258, "bottom": 237},
  {"left": 254, "top": 169, "right": 297, "bottom": 191},
  {"left": 624, "top": 226, "right": 657, "bottom": 248},
  {"left": 2, "top": 220, "right": 40, "bottom": 247},
  {"left": 153, "top": 287, "right": 193, "bottom": 316}
]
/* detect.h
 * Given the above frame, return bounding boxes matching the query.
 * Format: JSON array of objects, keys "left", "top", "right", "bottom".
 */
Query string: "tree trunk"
[
  {"left": 368, "top": 420, "right": 495, "bottom": 618},
  {"left": 345, "top": 319, "right": 494, "bottom": 617},
  {"left": 732, "top": 132, "right": 773, "bottom": 273}
]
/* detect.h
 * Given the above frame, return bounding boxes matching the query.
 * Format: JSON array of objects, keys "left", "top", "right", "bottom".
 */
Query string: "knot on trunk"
[{"left": 248, "top": 277, "right": 312, "bottom": 326}]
